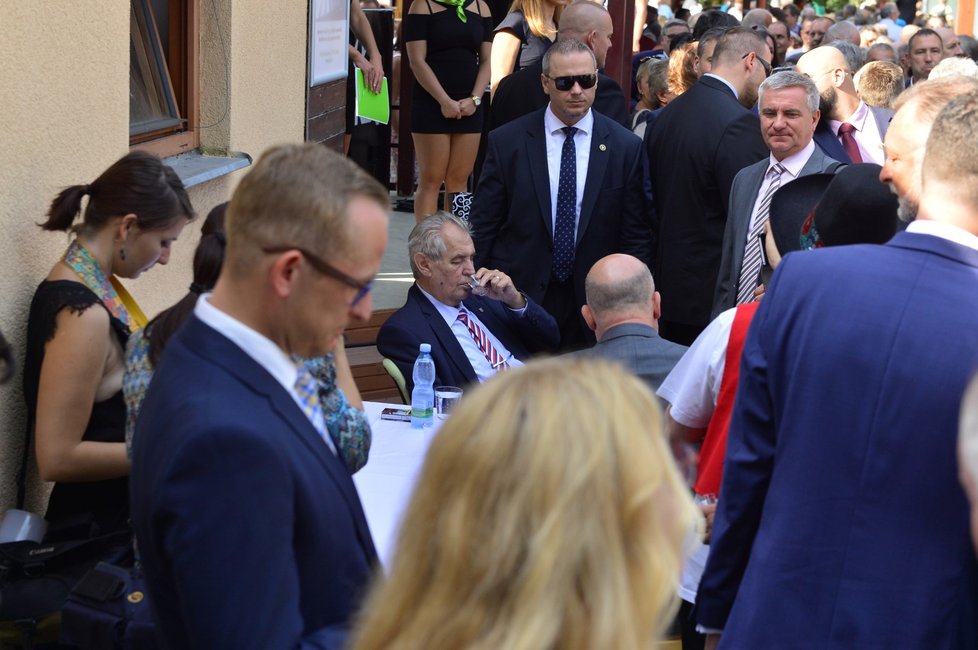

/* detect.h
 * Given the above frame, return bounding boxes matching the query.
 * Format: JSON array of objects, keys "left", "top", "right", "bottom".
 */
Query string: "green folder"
[{"left": 355, "top": 68, "right": 390, "bottom": 125}]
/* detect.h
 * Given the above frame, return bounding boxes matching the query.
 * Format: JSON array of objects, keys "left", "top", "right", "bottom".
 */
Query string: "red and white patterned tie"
[{"left": 457, "top": 309, "right": 509, "bottom": 371}]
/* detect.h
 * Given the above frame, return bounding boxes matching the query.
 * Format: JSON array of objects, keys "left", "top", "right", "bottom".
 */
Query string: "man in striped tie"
[
  {"left": 378, "top": 212, "right": 559, "bottom": 392},
  {"left": 712, "top": 71, "right": 844, "bottom": 317}
]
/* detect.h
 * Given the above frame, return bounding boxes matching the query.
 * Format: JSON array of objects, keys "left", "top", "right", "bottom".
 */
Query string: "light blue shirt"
[{"left": 418, "top": 285, "right": 524, "bottom": 383}]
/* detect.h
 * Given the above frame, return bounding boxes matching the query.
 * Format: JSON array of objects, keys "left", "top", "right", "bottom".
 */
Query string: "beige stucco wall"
[{"left": 0, "top": 0, "right": 308, "bottom": 515}]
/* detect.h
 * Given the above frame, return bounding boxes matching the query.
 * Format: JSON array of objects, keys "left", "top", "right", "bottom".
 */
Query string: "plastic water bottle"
[{"left": 411, "top": 343, "right": 436, "bottom": 429}]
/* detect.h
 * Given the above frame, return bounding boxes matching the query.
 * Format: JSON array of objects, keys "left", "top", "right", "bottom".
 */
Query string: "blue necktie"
[
  {"left": 553, "top": 126, "right": 578, "bottom": 283},
  {"left": 294, "top": 364, "right": 336, "bottom": 454}
]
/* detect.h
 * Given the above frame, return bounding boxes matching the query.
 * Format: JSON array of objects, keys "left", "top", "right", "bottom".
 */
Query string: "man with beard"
[
  {"left": 646, "top": 26, "right": 771, "bottom": 345},
  {"left": 797, "top": 44, "right": 892, "bottom": 165},
  {"left": 880, "top": 76, "right": 978, "bottom": 222}
]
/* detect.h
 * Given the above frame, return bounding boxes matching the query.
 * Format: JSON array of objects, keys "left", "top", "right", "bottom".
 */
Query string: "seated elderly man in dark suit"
[
  {"left": 378, "top": 212, "right": 559, "bottom": 392},
  {"left": 573, "top": 253, "right": 687, "bottom": 393}
]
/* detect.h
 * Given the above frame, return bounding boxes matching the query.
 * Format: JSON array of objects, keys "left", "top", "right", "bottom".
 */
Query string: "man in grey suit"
[
  {"left": 713, "top": 71, "right": 843, "bottom": 317},
  {"left": 576, "top": 254, "right": 687, "bottom": 393},
  {"left": 798, "top": 44, "right": 893, "bottom": 165}
]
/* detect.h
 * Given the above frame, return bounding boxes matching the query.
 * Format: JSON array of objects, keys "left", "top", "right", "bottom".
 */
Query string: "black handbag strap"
[{"left": 16, "top": 412, "right": 33, "bottom": 510}]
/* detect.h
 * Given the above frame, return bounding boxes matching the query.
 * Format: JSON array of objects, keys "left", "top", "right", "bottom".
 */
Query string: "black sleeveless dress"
[
  {"left": 23, "top": 280, "right": 130, "bottom": 534},
  {"left": 405, "top": 0, "right": 494, "bottom": 134}
]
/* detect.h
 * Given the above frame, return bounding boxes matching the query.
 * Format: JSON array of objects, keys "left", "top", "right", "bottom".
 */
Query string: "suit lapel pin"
[
  {"left": 479, "top": 307, "right": 485, "bottom": 313},
  {"left": 599, "top": 143, "right": 607, "bottom": 152}
]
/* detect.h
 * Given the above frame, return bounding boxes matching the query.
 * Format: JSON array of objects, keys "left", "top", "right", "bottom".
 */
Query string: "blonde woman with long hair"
[
  {"left": 350, "top": 357, "right": 699, "bottom": 650},
  {"left": 490, "top": 0, "right": 568, "bottom": 96}
]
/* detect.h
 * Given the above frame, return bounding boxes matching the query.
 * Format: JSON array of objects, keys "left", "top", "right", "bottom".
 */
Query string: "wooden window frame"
[{"left": 130, "top": 0, "right": 200, "bottom": 158}]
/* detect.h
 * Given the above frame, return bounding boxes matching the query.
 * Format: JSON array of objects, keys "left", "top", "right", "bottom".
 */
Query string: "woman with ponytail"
[
  {"left": 123, "top": 203, "right": 372, "bottom": 473},
  {"left": 23, "top": 151, "right": 193, "bottom": 534}
]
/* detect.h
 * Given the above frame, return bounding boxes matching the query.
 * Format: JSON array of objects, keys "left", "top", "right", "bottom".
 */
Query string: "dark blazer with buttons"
[
  {"left": 377, "top": 284, "right": 559, "bottom": 393},
  {"left": 712, "top": 146, "right": 844, "bottom": 318},
  {"left": 471, "top": 108, "right": 651, "bottom": 321},
  {"left": 646, "top": 75, "right": 770, "bottom": 333}
]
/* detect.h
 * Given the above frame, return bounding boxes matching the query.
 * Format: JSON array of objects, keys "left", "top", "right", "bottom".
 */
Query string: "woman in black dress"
[
  {"left": 23, "top": 152, "right": 193, "bottom": 534},
  {"left": 405, "top": 0, "right": 493, "bottom": 221}
]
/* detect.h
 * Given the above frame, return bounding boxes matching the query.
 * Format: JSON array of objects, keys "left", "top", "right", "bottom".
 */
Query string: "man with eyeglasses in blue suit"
[{"left": 131, "top": 144, "right": 386, "bottom": 650}]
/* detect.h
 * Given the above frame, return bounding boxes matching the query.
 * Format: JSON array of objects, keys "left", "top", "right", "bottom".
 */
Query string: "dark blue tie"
[{"left": 553, "top": 126, "right": 578, "bottom": 283}]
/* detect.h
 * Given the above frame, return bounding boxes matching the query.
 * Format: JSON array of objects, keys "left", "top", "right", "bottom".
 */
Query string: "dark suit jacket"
[
  {"left": 712, "top": 146, "right": 844, "bottom": 317},
  {"left": 472, "top": 108, "right": 651, "bottom": 322},
  {"left": 490, "top": 62, "right": 630, "bottom": 131},
  {"left": 812, "top": 105, "right": 894, "bottom": 163},
  {"left": 131, "top": 316, "right": 377, "bottom": 650},
  {"left": 697, "top": 232, "right": 978, "bottom": 648},
  {"left": 647, "top": 75, "right": 769, "bottom": 331},
  {"left": 573, "top": 322, "right": 687, "bottom": 393},
  {"left": 377, "top": 284, "right": 559, "bottom": 392}
]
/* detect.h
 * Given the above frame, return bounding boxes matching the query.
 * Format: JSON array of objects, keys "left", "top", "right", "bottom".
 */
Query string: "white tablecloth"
[{"left": 354, "top": 402, "right": 441, "bottom": 568}]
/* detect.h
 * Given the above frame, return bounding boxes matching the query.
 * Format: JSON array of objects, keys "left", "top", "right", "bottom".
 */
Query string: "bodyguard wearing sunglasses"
[
  {"left": 472, "top": 35, "right": 651, "bottom": 351},
  {"left": 131, "top": 144, "right": 387, "bottom": 649}
]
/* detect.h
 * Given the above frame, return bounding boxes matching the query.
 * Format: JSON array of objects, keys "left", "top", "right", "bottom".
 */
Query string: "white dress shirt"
[
  {"left": 544, "top": 106, "right": 593, "bottom": 239},
  {"left": 746, "top": 140, "right": 817, "bottom": 231},
  {"left": 418, "top": 286, "right": 524, "bottom": 383},
  {"left": 194, "top": 294, "right": 336, "bottom": 454},
  {"left": 906, "top": 219, "right": 978, "bottom": 252},
  {"left": 703, "top": 73, "right": 739, "bottom": 99},
  {"left": 828, "top": 101, "right": 885, "bottom": 165}
]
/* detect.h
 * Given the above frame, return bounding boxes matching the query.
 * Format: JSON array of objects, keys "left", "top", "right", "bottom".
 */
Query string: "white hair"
[{"left": 929, "top": 56, "right": 978, "bottom": 80}]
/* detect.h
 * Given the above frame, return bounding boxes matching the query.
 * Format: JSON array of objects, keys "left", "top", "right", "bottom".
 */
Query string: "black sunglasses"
[
  {"left": 262, "top": 245, "right": 373, "bottom": 306},
  {"left": 546, "top": 73, "right": 598, "bottom": 91},
  {"left": 743, "top": 52, "right": 773, "bottom": 77}
]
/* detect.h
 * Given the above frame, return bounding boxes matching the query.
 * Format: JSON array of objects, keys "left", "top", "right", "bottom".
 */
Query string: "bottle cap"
[{"left": 419, "top": 343, "right": 431, "bottom": 353}]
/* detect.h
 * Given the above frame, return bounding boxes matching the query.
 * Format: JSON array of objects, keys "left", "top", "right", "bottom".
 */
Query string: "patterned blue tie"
[
  {"left": 553, "top": 126, "right": 578, "bottom": 283},
  {"left": 294, "top": 364, "right": 335, "bottom": 453}
]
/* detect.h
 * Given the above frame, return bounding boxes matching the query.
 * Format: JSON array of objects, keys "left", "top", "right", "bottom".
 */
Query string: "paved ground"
[{"left": 372, "top": 202, "right": 415, "bottom": 311}]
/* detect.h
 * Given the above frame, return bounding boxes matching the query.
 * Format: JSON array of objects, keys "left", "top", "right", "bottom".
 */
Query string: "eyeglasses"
[
  {"left": 262, "top": 245, "right": 373, "bottom": 306},
  {"left": 743, "top": 52, "right": 772, "bottom": 77},
  {"left": 546, "top": 73, "right": 598, "bottom": 91}
]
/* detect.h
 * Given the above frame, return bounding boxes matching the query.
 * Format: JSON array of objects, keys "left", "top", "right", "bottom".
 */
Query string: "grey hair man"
[
  {"left": 867, "top": 41, "right": 899, "bottom": 63},
  {"left": 880, "top": 76, "right": 978, "bottom": 221},
  {"left": 797, "top": 43, "right": 892, "bottom": 164},
  {"left": 574, "top": 253, "right": 688, "bottom": 393},
  {"left": 713, "top": 71, "right": 841, "bottom": 316},
  {"left": 824, "top": 20, "right": 861, "bottom": 46},
  {"left": 378, "top": 212, "right": 558, "bottom": 391},
  {"left": 698, "top": 88, "right": 978, "bottom": 649}
]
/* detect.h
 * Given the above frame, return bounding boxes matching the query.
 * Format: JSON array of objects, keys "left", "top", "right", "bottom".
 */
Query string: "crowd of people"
[{"left": 11, "top": 0, "right": 978, "bottom": 648}]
